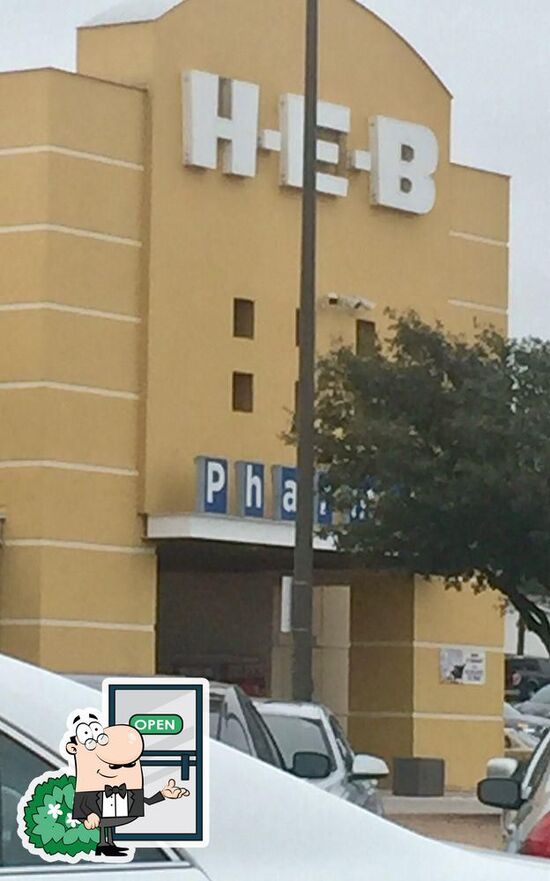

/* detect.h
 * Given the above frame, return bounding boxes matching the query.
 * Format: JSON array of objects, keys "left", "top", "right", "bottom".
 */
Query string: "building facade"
[{"left": 0, "top": 0, "right": 509, "bottom": 787}]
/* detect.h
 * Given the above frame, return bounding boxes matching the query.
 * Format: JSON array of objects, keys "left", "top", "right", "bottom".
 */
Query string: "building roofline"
[
  {"left": 0, "top": 65, "right": 147, "bottom": 94},
  {"left": 356, "top": 1, "right": 452, "bottom": 97},
  {"left": 81, "top": 0, "right": 186, "bottom": 28},
  {"left": 450, "top": 160, "right": 511, "bottom": 181},
  {"left": 79, "top": 0, "right": 452, "bottom": 98}
]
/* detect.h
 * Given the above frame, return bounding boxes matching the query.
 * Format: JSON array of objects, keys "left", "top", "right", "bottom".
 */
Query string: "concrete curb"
[{"left": 383, "top": 793, "right": 501, "bottom": 817}]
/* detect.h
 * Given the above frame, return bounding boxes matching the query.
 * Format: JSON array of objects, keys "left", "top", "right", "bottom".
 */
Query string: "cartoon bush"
[{"left": 22, "top": 773, "right": 99, "bottom": 859}]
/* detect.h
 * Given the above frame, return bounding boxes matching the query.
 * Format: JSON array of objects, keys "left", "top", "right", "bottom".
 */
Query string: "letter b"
[{"left": 370, "top": 116, "right": 439, "bottom": 215}]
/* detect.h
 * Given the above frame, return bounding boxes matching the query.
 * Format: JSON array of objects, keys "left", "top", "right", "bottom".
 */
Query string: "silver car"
[
  {"left": 504, "top": 702, "right": 550, "bottom": 744},
  {"left": 518, "top": 684, "right": 550, "bottom": 720},
  {"left": 478, "top": 729, "right": 550, "bottom": 859},
  {"left": 2, "top": 655, "right": 547, "bottom": 880},
  {"left": 254, "top": 699, "right": 388, "bottom": 815}
]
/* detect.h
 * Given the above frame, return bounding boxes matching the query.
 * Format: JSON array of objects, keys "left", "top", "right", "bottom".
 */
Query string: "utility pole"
[
  {"left": 517, "top": 617, "right": 526, "bottom": 656},
  {"left": 291, "top": 0, "right": 318, "bottom": 701}
]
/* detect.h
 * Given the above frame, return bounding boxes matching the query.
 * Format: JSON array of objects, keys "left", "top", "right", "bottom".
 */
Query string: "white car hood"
[
  {"left": 1, "top": 655, "right": 547, "bottom": 881},
  {"left": 203, "top": 742, "right": 548, "bottom": 881}
]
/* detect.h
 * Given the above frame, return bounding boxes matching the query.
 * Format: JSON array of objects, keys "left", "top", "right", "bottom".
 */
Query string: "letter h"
[{"left": 183, "top": 70, "right": 260, "bottom": 177}]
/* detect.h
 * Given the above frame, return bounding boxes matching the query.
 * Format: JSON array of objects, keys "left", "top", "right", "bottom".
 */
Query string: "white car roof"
[
  {"left": 255, "top": 700, "right": 327, "bottom": 721},
  {"left": 0, "top": 653, "right": 101, "bottom": 753},
  {"left": 1, "top": 653, "right": 548, "bottom": 881}
]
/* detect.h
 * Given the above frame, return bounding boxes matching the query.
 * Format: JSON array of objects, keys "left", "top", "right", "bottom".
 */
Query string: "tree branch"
[{"left": 498, "top": 581, "right": 550, "bottom": 657}]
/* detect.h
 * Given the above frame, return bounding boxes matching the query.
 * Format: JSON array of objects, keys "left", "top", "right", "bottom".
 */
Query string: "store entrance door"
[{"left": 156, "top": 566, "right": 275, "bottom": 697}]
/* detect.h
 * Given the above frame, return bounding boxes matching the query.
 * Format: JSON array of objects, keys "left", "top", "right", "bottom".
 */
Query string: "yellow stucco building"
[{"left": 0, "top": 0, "right": 508, "bottom": 788}]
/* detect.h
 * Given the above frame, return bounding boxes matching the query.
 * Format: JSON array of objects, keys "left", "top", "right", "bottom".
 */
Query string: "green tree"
[{"left": 315, "top": 313, "right": 550, "bottom": 655}]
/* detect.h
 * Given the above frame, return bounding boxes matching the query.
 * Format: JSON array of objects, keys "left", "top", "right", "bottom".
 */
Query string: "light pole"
[{"left": 291, "top": 0, "right": 318, "bottom": 702}]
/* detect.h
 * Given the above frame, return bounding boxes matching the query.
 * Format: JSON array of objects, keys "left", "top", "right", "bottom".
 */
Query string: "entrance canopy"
[
  {"left": 146, "top": 513, "right": 350, "bottom": 576},
  {"left": 147, "top": 512, "right": 335, "bottom": 550}
]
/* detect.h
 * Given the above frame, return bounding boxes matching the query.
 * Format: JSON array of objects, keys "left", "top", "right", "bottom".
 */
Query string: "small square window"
[
  {"left": 356, "top": 320, "right": 376, "bottom": 357},
  {"left": 232, "top": 372, "right": 254, "bottom": 412},
  {"left": 233, "top": 299, "right": 255, "bottom": 339}
]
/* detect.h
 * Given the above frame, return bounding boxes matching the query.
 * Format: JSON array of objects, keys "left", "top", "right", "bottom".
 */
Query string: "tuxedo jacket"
[{"left": 72, "top": 788, "right": 164, "bottom": 822}]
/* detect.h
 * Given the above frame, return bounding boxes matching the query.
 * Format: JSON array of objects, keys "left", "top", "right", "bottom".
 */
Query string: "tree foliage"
[{"left": 315, "top": 313, "right": 550, "bottom": 654}]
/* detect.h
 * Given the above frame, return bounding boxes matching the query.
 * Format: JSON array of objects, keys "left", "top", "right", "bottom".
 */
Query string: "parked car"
[
  {"left": 506, "top": 656, "right": 550, "bottom": 704},
  {"left": 0, "top": 658, "right": 207, "bottom": 877},
  {"left": 478, "top": 729, "right": 550, "bottom": 858},
  {"left": 518, "top": 684, "right": 550, "bottom": 719},
  {"left": 2, "top": 653, "right": 550, "bottom": 880},
  {"left": 504, "top": 702, "right": 550, "bottom": 742},
  {"left": 254, "top": 698, "right": 388, "bottom": 816},
  {"left": 68, "top": 673, "right": 285, "bottom": 771},
  {"left": 209, "top": 682, "right": 285, "bottom": 768},
  {"left": 504, "top": 726, "right": 540, "bottom": 763}
]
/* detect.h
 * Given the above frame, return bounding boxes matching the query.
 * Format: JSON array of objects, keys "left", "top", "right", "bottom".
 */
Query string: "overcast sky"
[{"left": 1, "top": 0, "right": 548, "bottom": 339}]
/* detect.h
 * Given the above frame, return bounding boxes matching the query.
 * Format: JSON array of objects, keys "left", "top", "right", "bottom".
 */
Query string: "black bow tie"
[{"left": 105, "top": 784, "right": 127, "bottom": 799}]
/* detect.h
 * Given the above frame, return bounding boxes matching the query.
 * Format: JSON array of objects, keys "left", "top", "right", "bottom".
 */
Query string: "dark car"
[
  {"left": 506, "top": 656, "right": 550, "bottom": 704},
  {"left": 66, "top": 674, "right": 285, "bottom": 771}
]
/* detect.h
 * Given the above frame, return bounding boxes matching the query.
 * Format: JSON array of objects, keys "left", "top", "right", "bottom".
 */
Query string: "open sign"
[{"left": 130, "top": 714, "right": 184, "bottom": 735}]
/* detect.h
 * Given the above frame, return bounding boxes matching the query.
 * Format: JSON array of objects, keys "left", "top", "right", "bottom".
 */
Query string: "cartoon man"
[{"left": 66, "top": 712, "right": 189, "bottom": 859}]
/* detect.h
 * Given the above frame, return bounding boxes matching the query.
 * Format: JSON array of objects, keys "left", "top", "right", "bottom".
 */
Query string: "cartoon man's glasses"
[{"left": 75, "top": 720, "right": 109, "bottom": 750}]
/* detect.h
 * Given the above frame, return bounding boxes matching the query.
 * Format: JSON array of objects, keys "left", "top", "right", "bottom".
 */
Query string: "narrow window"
[
  {"left": 233, "top": 299, "right": 255, "bottom": 339},
  {"left": 356, "top": 320, "right": 376, "bottom": 357},
  {"left": 295, "top": 308, "right": 300, "bottom": 347},
  {"left": 232, "top": 372, "right": 254, "bottom": 412}
]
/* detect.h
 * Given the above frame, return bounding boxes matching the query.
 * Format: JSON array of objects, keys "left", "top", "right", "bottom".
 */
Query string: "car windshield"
[
  {"left": 210, "top": 693, "right": 223, "bottom": 739},
  {"left": 260, "top": 714, "right": 336, "bottom": 772},
  {"left": 238, "top": 697, "right": 285, "bottom": 769},
  {"left": 522, "top": 731, "right": 550, "bottom": 800}
]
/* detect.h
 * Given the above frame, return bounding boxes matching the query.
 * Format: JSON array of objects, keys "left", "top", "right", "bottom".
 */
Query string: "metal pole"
[
  {"left": 291, "top": 0, "right": 318, "bottom": 701},
  {"left": 517, "top": 616, "right": 526, "bottom": 656}
]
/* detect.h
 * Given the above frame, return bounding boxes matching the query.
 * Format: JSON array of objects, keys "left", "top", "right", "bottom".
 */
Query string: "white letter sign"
[
  {"left": 369, "top": 116, "right": 439, "bottom": 215},
  {"left": 182, "top": 71, "right": 440, "bottom": 213},
  {"left": 183, "top": 70, "right": 260, "bottom": 177},
  {"left": 280, "top": 94, "right": 351, "bottom": 197}
]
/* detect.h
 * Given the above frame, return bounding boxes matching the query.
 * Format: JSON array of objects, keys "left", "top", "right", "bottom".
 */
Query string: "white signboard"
[
  {"left": 439, "top": 647, "right": 486, "bottom": 685},
  {"left": 182, "top": 69, "right": 439, "bottom": 214},
  {"left": 106, "top": 678, "right": 209, "bottom": 846}
]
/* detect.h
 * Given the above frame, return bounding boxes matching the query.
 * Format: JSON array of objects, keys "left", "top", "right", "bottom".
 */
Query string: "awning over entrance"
[
  {"left": 147, "top": 513, "right": 336, "bottom": 549},
  {"left": 145, "top": 513, "right": 350, "bottom": 577}
]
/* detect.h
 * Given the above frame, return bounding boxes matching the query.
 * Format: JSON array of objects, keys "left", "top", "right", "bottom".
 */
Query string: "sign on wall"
[
  {"left": 195, "top": 456, "right": 332, "bottom": 525},
  {"left": 182, "top": 70, "right": 439, "bottom": 215},
  {"left": 195, "top": 457, "right": 228, "bottom": 515},
  {"left": 439, "top": 647, "right": 487, "bottom": 686},
  {"left": 235, "top": 461, "right": 264, "bottom": 518}
]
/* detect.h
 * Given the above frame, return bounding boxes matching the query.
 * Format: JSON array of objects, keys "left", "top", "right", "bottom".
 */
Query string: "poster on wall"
[{"left": 439, "top": 647, "right": 486, "bottom": 685}]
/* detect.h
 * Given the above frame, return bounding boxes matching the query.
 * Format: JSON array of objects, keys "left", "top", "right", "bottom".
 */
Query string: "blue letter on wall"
[
  {"left": 195, "top": 456, "right": 228, "bottom": 514},
  {"left": 235, "top": 461, "right": 264, "bottom": 518},
  {"left": 272, "top": 466, "right": 297, "bottom": 521}
]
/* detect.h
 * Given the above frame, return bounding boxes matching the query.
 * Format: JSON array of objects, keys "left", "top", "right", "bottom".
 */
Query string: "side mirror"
[
  {"left": 477, "top": 777, "right": 523, "bottom": 810},
  {"left": 486, "top": 757, "right": 518, "bottom": 779},
  {"left": 350, "top": 754, "right": 390, "bottom": 781},
  {"left": 291, "top": 751, "right": 331, "bottom": 780}
]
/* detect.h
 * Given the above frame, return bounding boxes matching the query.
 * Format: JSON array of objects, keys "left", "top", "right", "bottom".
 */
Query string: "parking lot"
[{"left": 385, "top": 793, "right": 503, "bottom": 850}]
